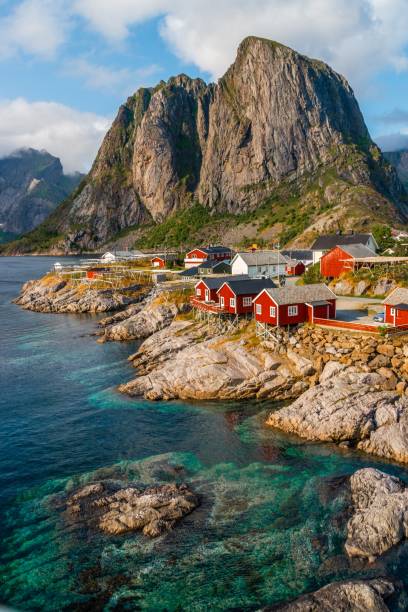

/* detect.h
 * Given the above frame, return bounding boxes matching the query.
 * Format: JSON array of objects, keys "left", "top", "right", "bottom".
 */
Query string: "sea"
[{"left": 1, "top": 256, "right": 408, "bottom": 611}]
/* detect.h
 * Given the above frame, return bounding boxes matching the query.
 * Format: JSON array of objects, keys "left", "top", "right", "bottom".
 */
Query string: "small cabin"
[
  {"left": 285, "top": 259, "right": 305, "bottom": 276},
  {"left": 253, "top": 284, "right": 336, "bottom": 327},
  {"left": 151, "top": 254, "right": 178, "bottom": 269},
  {"left": 217, "top": 278, "right": 276, "bottom": 315},
  {"left": 320, "top": 244, "right": 377, "bottom": 279},
  {"left": 383, "top": 288, "right": 408, "bottom": 327}
]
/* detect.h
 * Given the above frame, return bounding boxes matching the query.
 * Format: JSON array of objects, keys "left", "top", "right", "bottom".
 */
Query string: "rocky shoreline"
[{"left": 13, "top": 275, "right": 408, "bottom": 609}]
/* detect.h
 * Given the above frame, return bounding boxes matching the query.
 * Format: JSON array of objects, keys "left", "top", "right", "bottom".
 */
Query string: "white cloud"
[
  {"left": 64, "top": 58, "right": 161, "bottom": 93},
  {"left": 0, "top": 0, "right": 67, "bottom": 60},
  {"left": 375, "top": 132, "right": 408, "bottom": 152},
  {"left": 0, "top": 98, "right": 110, "bottom": 173},
  {"left": 73, "top": 0, "right": 408, "bottom": 91}
]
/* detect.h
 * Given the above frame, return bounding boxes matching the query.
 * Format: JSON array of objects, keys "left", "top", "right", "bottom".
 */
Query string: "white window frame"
[
  {"left": 196, "top": 288, "right": 201, "bottom": 296},
  {"left": 243, "top": 297, "right": 252, "bottom": 307},
  {"left": 390, "top": 308, "right": 396, "bottom": 316},
  {"left": 205, "top": 289, "right": 210, "bottom": 302},
  {"left": 230, "top": 297, "right": 236, "bottom": 308},
  {"left": 220, "top": 296, "right": 225, "bottom": 308},
  {"left": 288, "top": 305, "right": 298, "bottom": 317},
  {"left": 256, "top": 303, "right": 262, "bottom": 315},
  {"left": 270, "top": 306, "right": 276, "bottom": 318}
]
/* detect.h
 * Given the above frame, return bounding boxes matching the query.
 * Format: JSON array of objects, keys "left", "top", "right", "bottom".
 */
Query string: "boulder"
[
  {"left": 345, "top": 468, "right": 408, "bottom": 561},
  {"left": 273, "top": 578, "right": 395, "bottom": 611},
  {"left": 286, "top": 349, "right": 315, "bottom": 376}
]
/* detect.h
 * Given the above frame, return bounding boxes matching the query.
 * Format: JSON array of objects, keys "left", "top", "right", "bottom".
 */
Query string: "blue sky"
[{"left": 1, "top": 0, "right": 408, "bottom": 172}]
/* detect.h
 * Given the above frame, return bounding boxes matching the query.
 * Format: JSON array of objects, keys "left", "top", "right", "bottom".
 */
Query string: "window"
[
  {"left": 220, "top": 296, "right": 225, "bottom": 307},
  {"left": 391, "top": 308, "right": 396, "bottom": 316},
  {"left": 243, "top": 297, "right": 252, "bottom": 307},
  {"left": 196, "top": 288, "right": 201, "bottom": 296},
  {"left": 270, "top": 306, "right": 276, "bottom": 318},
  {"left": 256, "top": 304, "right": 262, "bottom": 315},
  {"left": 230, "top": 298, "right": 236, "bottom": 308},
  {"left": 288, "top": 305, "right": 298, "bottom": 317},
  {"left": 205, "top": 289, "right": 210, "bottom": 302}
]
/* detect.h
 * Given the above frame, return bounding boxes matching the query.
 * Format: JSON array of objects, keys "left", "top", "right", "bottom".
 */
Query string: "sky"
[{"left": 1, "top": 0, "right": 408, "bottom": 173}]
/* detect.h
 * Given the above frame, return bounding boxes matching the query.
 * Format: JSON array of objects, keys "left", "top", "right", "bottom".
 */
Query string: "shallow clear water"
[{"left": 1, "top": 257, "right": 408, "bottom": 611}]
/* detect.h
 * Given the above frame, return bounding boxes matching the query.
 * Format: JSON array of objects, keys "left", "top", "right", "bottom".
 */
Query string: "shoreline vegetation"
[{"left": 13, "top": 267, "right": 408, "bottom": 608}]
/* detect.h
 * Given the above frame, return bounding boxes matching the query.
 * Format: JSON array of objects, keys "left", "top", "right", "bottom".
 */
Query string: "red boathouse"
[
  {"left": 320, "top": 244, "right": 377, "bottom": 279},
  {"left": 383, "top": 288, "right": 408, "bottom": 327},
  {"left": 253, "top": 284, "right": 336, "bottom": 327},
  {"left": 217, "top": 278, "right": 276, "bottom": 315}
]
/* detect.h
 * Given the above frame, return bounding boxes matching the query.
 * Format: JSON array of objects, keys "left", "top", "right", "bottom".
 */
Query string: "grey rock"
[{"left": 345, "top": 468, "right": 408, "bottom": 561}]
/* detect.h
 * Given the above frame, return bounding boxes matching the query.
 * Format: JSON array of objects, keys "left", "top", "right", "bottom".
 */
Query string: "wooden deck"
[
  {"left": 314, "top": 317, "right": 408, "bottom": 335},
  {"left": 189, "top": 296, "right": 224, "bottom": 313}
]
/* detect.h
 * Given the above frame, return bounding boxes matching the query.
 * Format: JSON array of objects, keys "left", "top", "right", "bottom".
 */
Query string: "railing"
[
  {"left": 189, "top": 296, "right": 224, "bottom": 313},
  {"left": 313, "top": 317, "right": 394, "bottom": 334}
]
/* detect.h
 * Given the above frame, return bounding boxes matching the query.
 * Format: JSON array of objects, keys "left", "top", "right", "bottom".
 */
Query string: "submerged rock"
[
  {"left": 67, "top": 481, "right": 199, "bottom": 538},
  {"left": 272, "top": 578, "right": 395, "bottom": 611},
  {"left": 345, "top": 468, "right": 408, "bottom": 561},
  {"left": 266, "top": 367, "right": 408, "bottom": 463}
]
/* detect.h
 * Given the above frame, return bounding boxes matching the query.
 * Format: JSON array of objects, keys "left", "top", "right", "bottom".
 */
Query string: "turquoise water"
[{"left": 1, "top": 257, "right": 408, "bottom": 610}]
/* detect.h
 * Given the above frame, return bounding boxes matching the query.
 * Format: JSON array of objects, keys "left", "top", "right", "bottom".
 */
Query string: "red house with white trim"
[
  {"left": 383, "top": 287, "right": 408, "bottom": 327},
  {"left": 194, "top": 276, "right": 240, "bottom": 303},
  {"left": 285, "top": 259, "right": 306, "bottom": 276},
  {"left": 253, "top": 284, "right": 336, "bottom": 327},
  {"left": 217, "top": 278, "right": 276, "bottom": 315},
  {"left": 320, "top": 244, "right": 377, "bottom": 278},
  {"left": 184, "top": 246, "right": 232, "bottom": 269}
]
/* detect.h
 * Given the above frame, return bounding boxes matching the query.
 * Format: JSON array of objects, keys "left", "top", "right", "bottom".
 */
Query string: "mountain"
[
  {"left": 383, "top": 150, "right": 408, "bottom": 190},
  {"left": 5, "top": 37, "right": 407, "bottom": 254},
  {"left": 0, "top": 148, "right": 83, "bottom": 242}
]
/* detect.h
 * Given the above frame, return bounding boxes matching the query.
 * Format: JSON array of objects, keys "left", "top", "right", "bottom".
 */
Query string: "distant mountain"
[
  {"left": 4, "top": 37, "right": 408, "bottom": 254},
  {"left": 383, "top": 150, "right": 408, "bottom": 190},
  {"left": 0, "top": 148, "right": 83, "bottom": 241}
]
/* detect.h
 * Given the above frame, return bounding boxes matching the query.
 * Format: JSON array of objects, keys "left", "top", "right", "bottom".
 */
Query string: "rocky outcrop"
[
  {"left": 102, "top": 296, "right": 188, "bottom": 341},
  {"left": 15, "top": 276, "right": 149, "bottom": 314},
  {"left": 273, "top": 578, "right": 395, "bottom": 611},
  {"left": 0, "top": 148, "right": 83, "bottom": 237},
  {"left": 119, "top": 320, "right": 307, "bottom": 401},
  {"left": 267, "top": 365, "right": 408, "bottom": 463},
  {"left": 67, "top": 481, "right": 198, "bottom": 538},
  {"left": 384, "top": 149, "right": 408, "bottom": 190},
  {"left": 345, "top": 468, "right": 408, "bottom": 561},
  {"left": 9, "top": 36, "right": 406, "bottom": 253}
]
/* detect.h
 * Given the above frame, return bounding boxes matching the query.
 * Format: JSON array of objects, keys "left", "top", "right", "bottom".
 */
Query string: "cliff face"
[
  {"left": 384, "top": 149, "right": 408, "bottom": 190},
  {"left": 9, "top": 37, "right": 407, "bottom": 253},
  {"left": 0, "top": 148, "right": 83, "bottom": 239}
]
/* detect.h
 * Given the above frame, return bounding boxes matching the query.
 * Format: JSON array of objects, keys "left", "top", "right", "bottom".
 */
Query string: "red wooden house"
[
  {"left": 151, "top": 256, "right": 166, "bottom": 268},
  {"left": 383, "top": 288, "right": 408, "bottom": 327},
  {"left": 320, "top": 244, "right": 377, "bottom": 278},
  {"left": 184, "top": 246, "right": 232, "bottom": 269},
  {"left": 217, "top": 278, "right": 276, "bottom": 315},
  {"left": 285, "top": 259, "right": 306, "bottom": 276},
  {"left": 253, "top": 284, "right": 336, "bottom": 327},
  {"left": 194, "top": 277, "right": 237, "bottom": 303}
]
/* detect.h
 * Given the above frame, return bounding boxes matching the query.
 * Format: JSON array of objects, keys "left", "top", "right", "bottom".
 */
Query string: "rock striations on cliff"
[{"left": 7, "top": 36, "right": 406, "bottom": 253}]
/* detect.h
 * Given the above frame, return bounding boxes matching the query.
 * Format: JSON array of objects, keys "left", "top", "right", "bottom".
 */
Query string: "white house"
[
  {"left": 231, "top": 251, "right": 288, "bottom": 279},
  {"left": 310, "top": 233, "right": 378, "bottom": 265}
]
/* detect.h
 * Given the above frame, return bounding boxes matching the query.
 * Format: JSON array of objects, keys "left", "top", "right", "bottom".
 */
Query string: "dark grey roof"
[
  {"left": 394, "top": 303, "right": 408, "bottom": 311},
  {"left": 220, "top": 278, "right": 276, "bottom": 295},
  {"left": 194, "top": 245, "right": 232, "bottom": 254},
  {"left": 198, "top": 259, "right": 231, "bottom": 269},
  {"left": 339, "top": 244, "right": 378, "bottom": 259},
  {"left": 198, "top": 275, "right": 248, "bottom": 289},
  {"left": 311, "top": 233, "right": 375, "bottom": 250},
  {"left": 179, "top": 266, "right": 200, "bottom": 277},
  {"left": 262, "top": 283, "right": 335, "bottom": 305},
  {"left": 281, "top": 250, "right": 313, "bottom": 260}
]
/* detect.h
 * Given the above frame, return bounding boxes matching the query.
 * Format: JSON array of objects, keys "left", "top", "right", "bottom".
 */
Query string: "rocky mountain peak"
[{"left": 6, "top": 36, "right": 407, "bottom": 254}]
